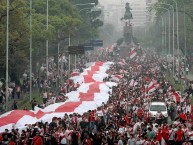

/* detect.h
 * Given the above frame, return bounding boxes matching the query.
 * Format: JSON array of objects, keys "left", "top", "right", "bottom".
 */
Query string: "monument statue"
[
  {"left": 124, "top": 3, "right": 133, "bottom": 21},
  {"left": 121, "top": 2, "right": 133, "bottom": 45},
  {"left": 118, "top": 3, "right": 137, "bottom": 57}
]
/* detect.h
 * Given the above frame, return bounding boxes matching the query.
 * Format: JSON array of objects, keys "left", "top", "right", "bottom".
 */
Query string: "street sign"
[
  {"left": 68, "top": 46, "right": 85, "bottom": 55},
  {"left": 79, "top": 43, "right": 94, "bottom": 51},
  {"left": 84, "top": 42, "right": 94, "bottom": 51},
  {"left": 84, "top": 46, "right": 94, "bottom": 51},
  {"left": 91, "top": 39, "right": 103, "bottom": 47}
]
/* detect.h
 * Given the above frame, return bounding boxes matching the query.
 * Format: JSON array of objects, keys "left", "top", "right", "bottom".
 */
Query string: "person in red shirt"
[
  {"left": 179, "top": 111, "right": 187, "bottom": 123},
  {"left": 125, "top": 113, "right": 131, "bottom": 125},
  {"left": 32, "top": 132, "right": 43, "bottom": 145},
  {"left": 175, "top": 126, "right": 185, "bottom": 145},
  {"left": 9, "top": 138, "right": 15, "bottom": 145},
  {"left": 190, "top": 110, "right": 193, "bottom": 120},
  {"left": 156, "top": 128, "right": 162, "bottom": 142},
  {"left": 162, "top": 125, "right": 169, "bottom": 143},
  {"left": 137, "top": 107, "right": 144, "bottom": 120},
  {"left": 144, "top": 110, "right": 150, "bottom": 123},
  {"left": 0, "top": 133, "right": 2, "bottom": 143}
]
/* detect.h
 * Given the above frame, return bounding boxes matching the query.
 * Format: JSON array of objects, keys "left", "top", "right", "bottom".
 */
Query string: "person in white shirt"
[
  {"left": 186, "top": 104, "right": 191, "bottom": 114},
  {"left": 188, "top": 128, "right": 193, "bottom": 142},
  {"left": 168, "top": 126, "right": 175, "bottom": 144},
  {"left": 96, "top": 108, "right": 103, "bottom": 117},
  {"left": 118, "top": 136, "right": 124, "bottom": 145},
  {"left": 60, "top": 129, "right": 67, "bottom": 145},
  {"left": 127, "top": 134, "right": 136, "bottom": 145}
]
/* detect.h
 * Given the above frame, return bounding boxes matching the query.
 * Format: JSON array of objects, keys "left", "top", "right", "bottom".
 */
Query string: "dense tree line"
[
  {"left": 136, "top": 0, "right": 193, "bottom": 57},
  {"left": 0, "top": 0, "right": 101, "bottom": 84}
]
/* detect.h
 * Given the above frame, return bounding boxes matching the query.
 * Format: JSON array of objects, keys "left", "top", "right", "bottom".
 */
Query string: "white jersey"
[
  {"left": 60, "top": 133, "right": 67, "bottom": 144},
  {"left": 186, "top": 105, "right": 191, "bottom": 114},
  {"left": 188, "top": 131, "right": 193, "bottom": 140},
  {"left": 168, "top": 129, "right": 175, "bottom": 140},
  {"left": 136, "top": 139, "right": 142, "bottom": 145}
]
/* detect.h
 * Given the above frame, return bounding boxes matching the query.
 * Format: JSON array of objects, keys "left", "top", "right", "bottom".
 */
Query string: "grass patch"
[
  {"left": 166, "top": 73, "right": 193, "bottom": 105},
  {"left": 18, "top": 90, "right": 42, "bottom": 110},
  {"left": 191, "top": 97, "right": 193, "bottom": 105},
  {"left": 166, "top": 74, "right": 183, "bottom": 92}
]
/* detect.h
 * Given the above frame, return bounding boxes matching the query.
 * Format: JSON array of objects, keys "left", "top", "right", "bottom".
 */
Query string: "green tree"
[
  {"left": 32, "top": 0, "right": 82, "bottom": 66},
  {"left": 0, "top": 0, "right": 30, "bottom": 84},
  {"left": 69, "top": 0, "right": 103, "bottom": 43},
  {"left": 0, "top": 0, "right": 83, "bottom": 83},
  {"left": 149, "top": 0, "right": 193, "bottom": 55}
]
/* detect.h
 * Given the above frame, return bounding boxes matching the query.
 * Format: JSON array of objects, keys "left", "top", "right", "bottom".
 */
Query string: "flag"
[
  {"left": 107, "top": 44, "right": 114, "bottom": 52},
  {"left": 71, "top": 72, "right": 80, "bottom": 77},
  {"left": 148, "top": 81, "right": 159, "bottom": 93},
  {"left": 171, "top": 91, "right": 181, "bottom": 102},
  {"left": 119, "top": 59, "right": 126, "bottom": 66},
  {"left": 129, "top": 79, "right": 138, "bottom": 87},
  {"left": 135, "top": 56, "right": 139, "bottom": 62},
  {"left": 129, "top": 47, "right": 138, "bottom": 59},
  {"left": 111, "top": 75, "right": 123, "bottom": 82},
  {"left": 119, "top": 70, "right": 128, "bottom": 74}
]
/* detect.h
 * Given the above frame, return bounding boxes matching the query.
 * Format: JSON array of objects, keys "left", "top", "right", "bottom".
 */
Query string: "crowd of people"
[{"left": 0, "top": 47, "right": 193, "bottom": 145}]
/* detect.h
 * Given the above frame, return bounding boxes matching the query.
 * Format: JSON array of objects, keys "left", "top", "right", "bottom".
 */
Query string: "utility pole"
[
  {"left": 29, "top": 0, "right": 32, "bottom": 101},
  {"left": 5, "top": 0, "right": 9, "bottom": 111},
  {"left": 46, "top": 0, "right": 49, "bottom": 80}
]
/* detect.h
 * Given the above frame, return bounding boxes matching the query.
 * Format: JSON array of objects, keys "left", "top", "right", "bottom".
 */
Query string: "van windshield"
[{"left": 150, "top": 105, "right": 166, "bottom": 111}]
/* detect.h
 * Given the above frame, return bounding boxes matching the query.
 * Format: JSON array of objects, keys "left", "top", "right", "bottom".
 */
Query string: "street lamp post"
[
  {"left": 171, "top": 0, "right": 179, "bottom": 55},
  {"left": 159, "top": 4, "right": 174, "bottom": 55},
  {"left": 73, "top": 3, "right": 96, "bottom": 69},
  {"left": 184, "top": 5, "right": 187, "bottom": 84},
  {"left": 46, "top": 0, "right": 49, "bottom": 80},
  {"left": 155, "top": 3, "right": 175, "bottom": 76},
  {"left": 57, "top": 43, "right": 60, "bottom": 77},
  {"left": 154, "top": 6, "right": 170, "bottom": 54},
  {"left": 171, "top": 0, "right": 180, "bottom": 78},
  {"left": 164, "top": 17, "right": 167, "bottom": 53},
  {"left": 68, "top": 34, "right": 71, "bottom": 77},
  {"left": 161, "top": 16, "right": 164, "bottom": 50},
  {"left": 29, "top": 0, "right": 32, "bottom": 101},
  {"left": 5, "top": 0, "right": 9, "bottom": 111}
]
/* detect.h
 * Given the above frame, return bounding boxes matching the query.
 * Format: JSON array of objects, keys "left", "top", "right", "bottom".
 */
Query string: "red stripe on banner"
[
  {"left": 79, "top": 92, "right": 94, "bottom": 101},
  {"left": 0, "top": 110, "right": 35, "bottom": 127},
  {"left": 83, "top": 75, "right": 96, "bottom": 83},
  {"left": 79, "top": 82, "right": 101, "bottom": 101},
  {"left": 91, "top": 65, "right": 100, "bottom": 71},
  {"left": 55, "top": 102, "right": 82, "bottom": 112},
  {"left": 36, "top": 110, "right": 49, "bottom": 119},
  {"left": 95, "top": 61, "right": 104, "bottom": 66}
]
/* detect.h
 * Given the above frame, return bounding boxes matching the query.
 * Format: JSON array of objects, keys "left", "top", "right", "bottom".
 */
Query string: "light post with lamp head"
[
  {"left": 153, "top": 2, "right": 175, "bottom": 76},
  {"left": 153, "top": 6, "right": 171, "bottom": 55},
  {"left": 6, "top": 0, "right": 9, "bottom": 111}
]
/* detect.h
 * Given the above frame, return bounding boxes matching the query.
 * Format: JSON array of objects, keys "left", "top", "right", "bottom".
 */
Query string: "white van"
[{"left": 149, "top": 102, "right": 168, "bottom": 122}]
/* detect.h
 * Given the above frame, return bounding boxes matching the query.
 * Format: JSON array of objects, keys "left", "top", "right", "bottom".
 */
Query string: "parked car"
[{"left": 149, "top": 102, "right": 168, "bottom": 123}]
